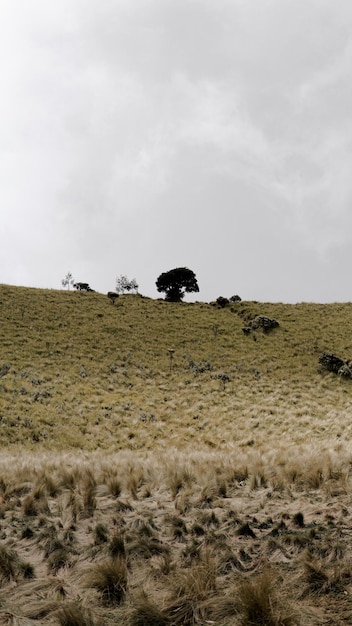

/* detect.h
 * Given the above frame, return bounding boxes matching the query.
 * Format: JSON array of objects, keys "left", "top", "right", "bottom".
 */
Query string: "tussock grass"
[
  {"left": 129, "top": 592, "right": 170, "bottom": 626},
  {"left": 87, "top": 556, "right": 128, "bottom": 605},
  {"left": 56, "top": 603, "right": 102, "bottom": 626},
  {"left": 0, "top": 449, "right": 350, "bottom": 621},
  {"left": 2, "top": 286, "right": 352, "bottom": 622},
  {"left": 237, "top": 569, "right": 297, "bottom": 625},
  {"left": 165, "top": 552, "right": 217, "bottom": 625}
]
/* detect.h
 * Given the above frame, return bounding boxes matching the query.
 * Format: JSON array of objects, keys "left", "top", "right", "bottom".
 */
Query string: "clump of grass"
[
  {"left": 109, "top": 533, "right": 126, "bottom": 559},
  {"left": 0, "top": 543, "right": 33, "bottom": 583},
  {"left": 126, "top": 464, "right": 145, "bottom": 499},
  {"left": 168, "top": 515, "right": 188, "bottom": 540},
  {"left": 35, "top": 471, "right": 60, "bottom": 497},
  {"left": 303, "top": 557, "right": 330, "bottom": 594},
  {"left": 237, "top": 569, "right": 297, "bottom": 626},
  {"left": 87, "top": 556, "right": 128, "bottom": 606},
  {"left": 36, "top": 524, "right": 61, "bottom": 557},
  {"left": 107, "top": 476, "right": 121, "bottom": 498},
  {"left": 47, "top": 546, "right": 71, "bottom": 573},
  {"left": 0, "top": 544, "right": 20, "bottom": 582},
  {"left": 19, "top": 560, "right": 36, "bottom": 579},
  {"left": 93, "top": 523, "right": 109, "bottom": 545},
  {"left": 22, "top": 490, "right": 50, "bottom": 517},
  {"left": 292, "top": 512, "right": 305, "bottom": 527},
  {"left": 81, "top": 474, "right": 97, "bottom": 517},
  {"left": 56, "top": 602, "right": 101, "bottom": 626},
  {"left": 129, "top": 592, "right": 170, "bottom": 626},
  {"left": 167, "top": 466, "right": 194, "bottom": 499},
  {"left": 301, "top": 553, "right": 352, "bottom": 596},
  {"left": 165, "top": 553, "right": 217, "bottom": 625}
]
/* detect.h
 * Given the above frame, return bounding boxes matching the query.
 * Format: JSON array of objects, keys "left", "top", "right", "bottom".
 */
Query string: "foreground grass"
[{"left": 0, "top": 447, "right": 351, "bottom": 624}]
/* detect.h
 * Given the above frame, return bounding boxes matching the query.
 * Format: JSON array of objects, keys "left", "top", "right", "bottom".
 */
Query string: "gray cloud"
[{"left": 1, "top": 0, "right": 352, "bottom": 302}]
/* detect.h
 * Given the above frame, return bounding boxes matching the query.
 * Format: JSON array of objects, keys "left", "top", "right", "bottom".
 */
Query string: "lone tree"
[{"left": 156, "top": 267, "right": 199, "bottom": 302}]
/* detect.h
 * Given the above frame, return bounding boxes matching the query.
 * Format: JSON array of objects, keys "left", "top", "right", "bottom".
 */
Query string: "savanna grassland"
[{"left": 1, "top": 284, "right": 352, "bottom": 624}]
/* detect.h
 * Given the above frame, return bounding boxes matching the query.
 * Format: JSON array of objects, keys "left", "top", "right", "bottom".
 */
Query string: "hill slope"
[
  {"left": 1, "top": 284, "right": 352, "bottom": 451},
  {"left": 2, "top": 285, "right": 352, "bottom": 624}
]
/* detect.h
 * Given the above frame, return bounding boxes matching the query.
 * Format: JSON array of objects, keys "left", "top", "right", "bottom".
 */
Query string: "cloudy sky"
[{"left": 1, "top": 0, "right": 352, "bottom": 302}]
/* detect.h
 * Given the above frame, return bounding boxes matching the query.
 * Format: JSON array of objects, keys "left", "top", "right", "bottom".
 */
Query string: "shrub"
[
  {"left": 230, "top": 294, "right": 242, "bottom": 302},
  {"left": 73, "top": 282, "right": 95, "bottom": 292},
  {"left": 216, "top": 297, "right": 229, "bottom": 308}
]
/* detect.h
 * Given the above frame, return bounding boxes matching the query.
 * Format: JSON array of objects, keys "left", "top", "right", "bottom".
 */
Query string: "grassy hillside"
[
  {"left": 1, "top": 284, "right": 352, "bottom": 450},
  {"left": 1, "top": 284, "right": 352, "bottom": 624}
]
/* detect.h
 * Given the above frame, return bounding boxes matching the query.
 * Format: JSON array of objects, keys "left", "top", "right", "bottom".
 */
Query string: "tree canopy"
[{"left": 156, "top": 267, "right": 199, "bottom": 302}]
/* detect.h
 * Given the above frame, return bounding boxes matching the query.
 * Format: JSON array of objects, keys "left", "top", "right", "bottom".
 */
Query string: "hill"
[
  {"left": 1, "top": 285, "right": 352, "bottom": 624},
  {"left": 1, "top": 284, "right": 352, "bottom": 451}
]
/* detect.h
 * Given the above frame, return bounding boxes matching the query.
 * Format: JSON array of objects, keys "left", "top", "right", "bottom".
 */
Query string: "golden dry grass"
[
  {"left": 1, "top": 284, "right": 352, "bottom": 451},
  {"left": 1, "top": 284, "right": 352, "bottom": 623},
  {"left": 0, "top": 449, "right": 350, "bottom": 623}
]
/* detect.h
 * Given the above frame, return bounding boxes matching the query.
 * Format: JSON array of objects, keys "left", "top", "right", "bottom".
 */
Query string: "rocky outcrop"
[
  {"left": 242, "top": 315, "right": 279, "bottom": 335},
  {"left": 318, "top": 352, "right": 352, "bottom": 378}
]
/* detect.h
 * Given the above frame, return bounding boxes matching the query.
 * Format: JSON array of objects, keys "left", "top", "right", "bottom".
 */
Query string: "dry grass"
[
  {"left": 1, "top": 285, "right": 352, "bottom": 622},
  {"left": 1, "top": 285, "right": 352, "bottom": 452},
  {"left": 0, "top": 449, "right": 349, "bottom": 622}
]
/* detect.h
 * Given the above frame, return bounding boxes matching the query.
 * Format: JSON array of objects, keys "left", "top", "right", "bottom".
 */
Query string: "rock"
[
  {"left": 249, "top": 316, "right": 279, "bottom": 333},
  {"left": 318, "top": 352, "right": 347, "bottom": 374},
  {"left": 338, "top": 364, "right": 352, "bottom": 378},
  {"left": 0, "top": 363, "right": 11, "bottom": 378}
]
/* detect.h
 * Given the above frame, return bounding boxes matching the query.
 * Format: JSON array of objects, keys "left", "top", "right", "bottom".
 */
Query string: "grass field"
[{"left": 1, "top": 284, "right": 352, "bottom": 624}]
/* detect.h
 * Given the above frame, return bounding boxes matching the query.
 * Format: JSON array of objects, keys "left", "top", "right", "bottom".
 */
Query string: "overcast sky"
[{"left": 1, "top": 0, "right": 352, "bottom": 303}]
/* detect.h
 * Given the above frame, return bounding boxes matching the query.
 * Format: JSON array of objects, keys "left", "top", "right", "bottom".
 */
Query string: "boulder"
[
  {"left": 319, "top": 352, "right": 352, "bottom": 378},
  {"left": 249, "top": 315, "right": 279, "bottom": 333}
]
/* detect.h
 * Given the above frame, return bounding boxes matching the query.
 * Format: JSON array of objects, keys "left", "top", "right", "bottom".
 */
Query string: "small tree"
[
  {"left": 61, "top": 271, "right": 74, "bottom": 290},
  {"left": 115, "top": 275, "right": 139, "bottom": 294},
  {"left": 156, "top": 267, "right": 199, "bottom": 302}
]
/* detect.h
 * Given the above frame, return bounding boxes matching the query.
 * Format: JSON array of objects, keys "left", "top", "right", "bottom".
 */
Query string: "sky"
[{"left": 1, "top": 0, "right": 352, "bottom": 303}]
